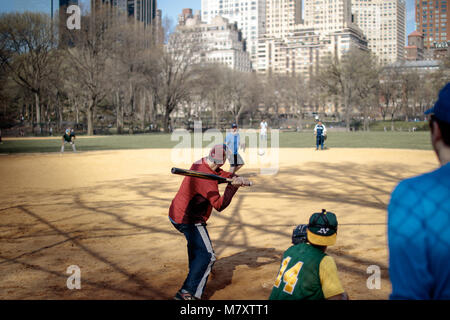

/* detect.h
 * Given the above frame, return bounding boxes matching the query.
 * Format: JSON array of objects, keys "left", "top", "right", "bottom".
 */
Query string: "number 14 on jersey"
[{"left": 273, "top": 257, "right": 304, "bottom": 294}]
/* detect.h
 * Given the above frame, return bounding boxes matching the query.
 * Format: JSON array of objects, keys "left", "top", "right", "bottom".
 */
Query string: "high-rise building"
[
  {"left": 201, "top": 0, "right": 266, "bottom": 63},
  {"left": 170, "top": 13, "right": 252, "bottom": 72},
  {"left": 257, "top": 26, "right": 368, "bottom": 79},
  {"left": 352, "top": 0, "right": 406, "bottom": 65},
  {"left": 257, "top": 0, "right": 368, "bottom": 78},
  {"left": 179, "top": 8, "right": 194, "bottom": 26},
  {"left": 93, "top": 0, "right": 157, "bottom": 26},
  {"left": 59, "top": 0, "right": 79, "bottom": 47},
  {"left": 265, "top": 0, "right": 303, "bottom": 39},
  {"left": 128, "top": 0, "right": 157, "bottom": 25},
  {"left": 303, "top": 0, "right": 353, "bottom": 33},
  {"left": 155, "top": 9, "right": 163, "bottom": 43},
  {"left": 415, "top": 0, "right": 450, "bottom": 49}
]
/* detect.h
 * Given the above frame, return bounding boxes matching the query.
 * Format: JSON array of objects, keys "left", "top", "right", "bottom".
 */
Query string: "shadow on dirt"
[{"left": 1, "top": 160, "right": 425, "bottom": 298}]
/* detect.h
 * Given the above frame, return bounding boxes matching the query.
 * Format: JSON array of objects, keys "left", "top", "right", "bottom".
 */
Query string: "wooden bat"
[{"left": 171, "top": 167, "right": 252, "bottom": 186}]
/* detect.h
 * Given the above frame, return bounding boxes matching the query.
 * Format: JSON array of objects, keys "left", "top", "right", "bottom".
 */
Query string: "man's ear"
[
  {"left": 431, "top": 120, "right": 447, "bottom": 161},
  {"left": 431, "top": 120, "right": 443, "bottom": 146}
]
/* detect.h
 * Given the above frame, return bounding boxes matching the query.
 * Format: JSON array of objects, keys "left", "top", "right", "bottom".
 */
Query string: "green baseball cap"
[{"left": 307, "top": 209, "right": 338, "bottom": 246}]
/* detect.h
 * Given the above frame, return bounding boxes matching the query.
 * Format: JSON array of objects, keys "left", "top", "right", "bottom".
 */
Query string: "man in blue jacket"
[
  {"left": 388, "top": 83, "right": 450, "bottom": 299},
  {"left": 225, "top": 123, "right": 245, "bottom": 174}
]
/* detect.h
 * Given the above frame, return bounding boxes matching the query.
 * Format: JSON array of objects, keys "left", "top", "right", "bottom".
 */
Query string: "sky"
[{"left": 1, "top": 0, "right": 417, "bottom": 37}]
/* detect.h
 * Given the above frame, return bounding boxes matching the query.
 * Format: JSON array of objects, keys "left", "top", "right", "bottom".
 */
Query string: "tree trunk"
[
  {"left": 30, "top": 102, "right": 34, "bottom": 130},
  {"left": 140, "top": 92, "right": 146, "bottom": 130},
  {"left": 35, "top": 92, "right": 41, "bottom": 135},
  {"left": 58, "top": 108, "right": 63, "bottom": 131},
  {"left": 212, "top": 100, "right": 217, "bottom": 128},
  {"left": 345, "top": 94, "right": 351, "bottom": 132},
  {"left": 116, "top": 92, "right": 123, "bottom": 134},
  {"left": 234, "top": 99, "right": 245, "bottom": 127},
  {"left": 391, "top": 113, "right": 395, "bottom": 132},
  {"left": 296, "top": 112, "right": 303, "bottom": 132},
  {"left": 147, "top": 91, "right": 155, "bottom": 125},
  {"left": 87, "top": 99, "right": 95, "bottom": 136},
  {"left": 163, "top": 108, "right": 171, "bottom": 133},
  {"left": 56, "top": 93, "right": 62, "bottom": 130}
]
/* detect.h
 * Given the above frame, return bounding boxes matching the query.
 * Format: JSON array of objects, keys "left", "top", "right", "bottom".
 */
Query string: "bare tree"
[
  {"left": 64, "top": 6, "right": 116, "bottom": 135},
  {"left": 399, "top": 71, "right": 420, "bottom": 122},
  {"left": 353, "top": 53, "right": 380, "bottom": 131},
  {"left": 148, "top": 30, "right": 201, "bottom": 132},
  {"left": 219, "top": 69, "right": 250, "bottom": 126},
  {"left": 379, "top": 68, "right": 395, "bottom": 122},
  {"left": 318, "top": 48, "right": 369, "bottom": 131},
  {"left": 0, "top": 12, "right": 57, "bottom": 134},
  {"left": 195, "top": 64, "right": 232, "bottom": 128},
  {"left": 262, "top": 74, "right": 289, "bottom": 127},
  {"left": 108, "top": 9, "right": 155, "bottom": 133},
  {"left": 284, "top": 74, "right": 308, "bottom": 131},
  {"left": 379, "top": 67, "right": 404, "bottom": 130}
]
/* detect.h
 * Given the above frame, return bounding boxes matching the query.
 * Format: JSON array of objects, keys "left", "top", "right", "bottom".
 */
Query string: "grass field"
[{"left": 0, "top": 131, "right": 432, "bottom": 153}]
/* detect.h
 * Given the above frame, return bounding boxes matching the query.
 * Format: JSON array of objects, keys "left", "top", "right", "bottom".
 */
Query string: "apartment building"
[
  {"left": 303, "top": 0, "right": 353, "bottom": 33},
  {"left": 415, "top": 0, "right": 449, "bottom": 49},
  {"left": 170, "top": 13, "right": 252, "bottom": 72},
  {"left": 265, "top": 0, "right": 303, "bottom": 39},
  {"left": 257, "top": 0, "right": 368, "bottom": 78},
  {"left": 201, "top": 0, "right": 266, "bottom": 63},
  {"left": 352, "top": 0, "right": 406, "bottom": 64}
]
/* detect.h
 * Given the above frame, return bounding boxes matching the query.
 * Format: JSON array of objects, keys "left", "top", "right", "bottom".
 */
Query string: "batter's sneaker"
[{"left": 174, "top": 290, "right": 198, "bottom": 300}]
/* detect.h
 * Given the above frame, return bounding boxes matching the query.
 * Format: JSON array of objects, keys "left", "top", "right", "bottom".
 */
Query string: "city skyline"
[
  {"left": 0, "top": 0, "right": 417, "bottom": 37},
  {"left": 159, "top": 0, "right": 416, "bottom": 37}
]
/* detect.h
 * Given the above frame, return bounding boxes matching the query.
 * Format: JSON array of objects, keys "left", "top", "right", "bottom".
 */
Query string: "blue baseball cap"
[
  {"left": 425, "top": 83, "right": 450, "bottom": 124},
  {"left": 231, "top": 123, "right": 238, "bottom": 128}
]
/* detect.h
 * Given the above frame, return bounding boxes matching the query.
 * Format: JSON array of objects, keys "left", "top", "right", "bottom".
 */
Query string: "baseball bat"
[{"left": 171, "top": 167, "right": 252, "bottom": 186}]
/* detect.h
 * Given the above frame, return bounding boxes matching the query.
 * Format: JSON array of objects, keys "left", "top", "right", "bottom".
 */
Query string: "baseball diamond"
[{"left": 0, "top": 146, "right": 438, "bottom": 299}]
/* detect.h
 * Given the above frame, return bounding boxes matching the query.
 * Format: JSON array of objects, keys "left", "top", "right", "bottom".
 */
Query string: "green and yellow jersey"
[{"left": 269, "top": 243, "right": 344, "bottom": 300}]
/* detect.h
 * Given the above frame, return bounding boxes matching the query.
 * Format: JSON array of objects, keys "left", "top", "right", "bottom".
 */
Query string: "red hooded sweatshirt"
[{"left": 169, "top": 157, "right": 239, "bottom": 224}]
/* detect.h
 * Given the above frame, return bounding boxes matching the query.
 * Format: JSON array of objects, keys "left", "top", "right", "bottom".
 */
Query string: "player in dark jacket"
[
  {"left": 61, "top": 128, "right": 76, "bottom": 153},
  {"left": 314, "top": 121, "right": 327, "bottom": 150},
  {"left": 169, "top": 144, "right": 249, "bottom": 300}
]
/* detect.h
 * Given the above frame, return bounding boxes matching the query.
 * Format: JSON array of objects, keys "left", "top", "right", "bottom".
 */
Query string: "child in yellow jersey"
[{"left": 269, "top": 210, "right": 349, "bottom": 300}]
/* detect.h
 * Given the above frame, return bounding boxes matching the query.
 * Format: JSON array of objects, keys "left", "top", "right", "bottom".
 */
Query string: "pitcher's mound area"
[{"left": 0, "top": 148, "right": 437, "bottom": 299}]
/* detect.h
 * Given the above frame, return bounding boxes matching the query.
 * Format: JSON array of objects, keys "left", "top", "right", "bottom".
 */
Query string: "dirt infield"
[{"left": 0, "top": 148, "right": 438, "bottom": 300}]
